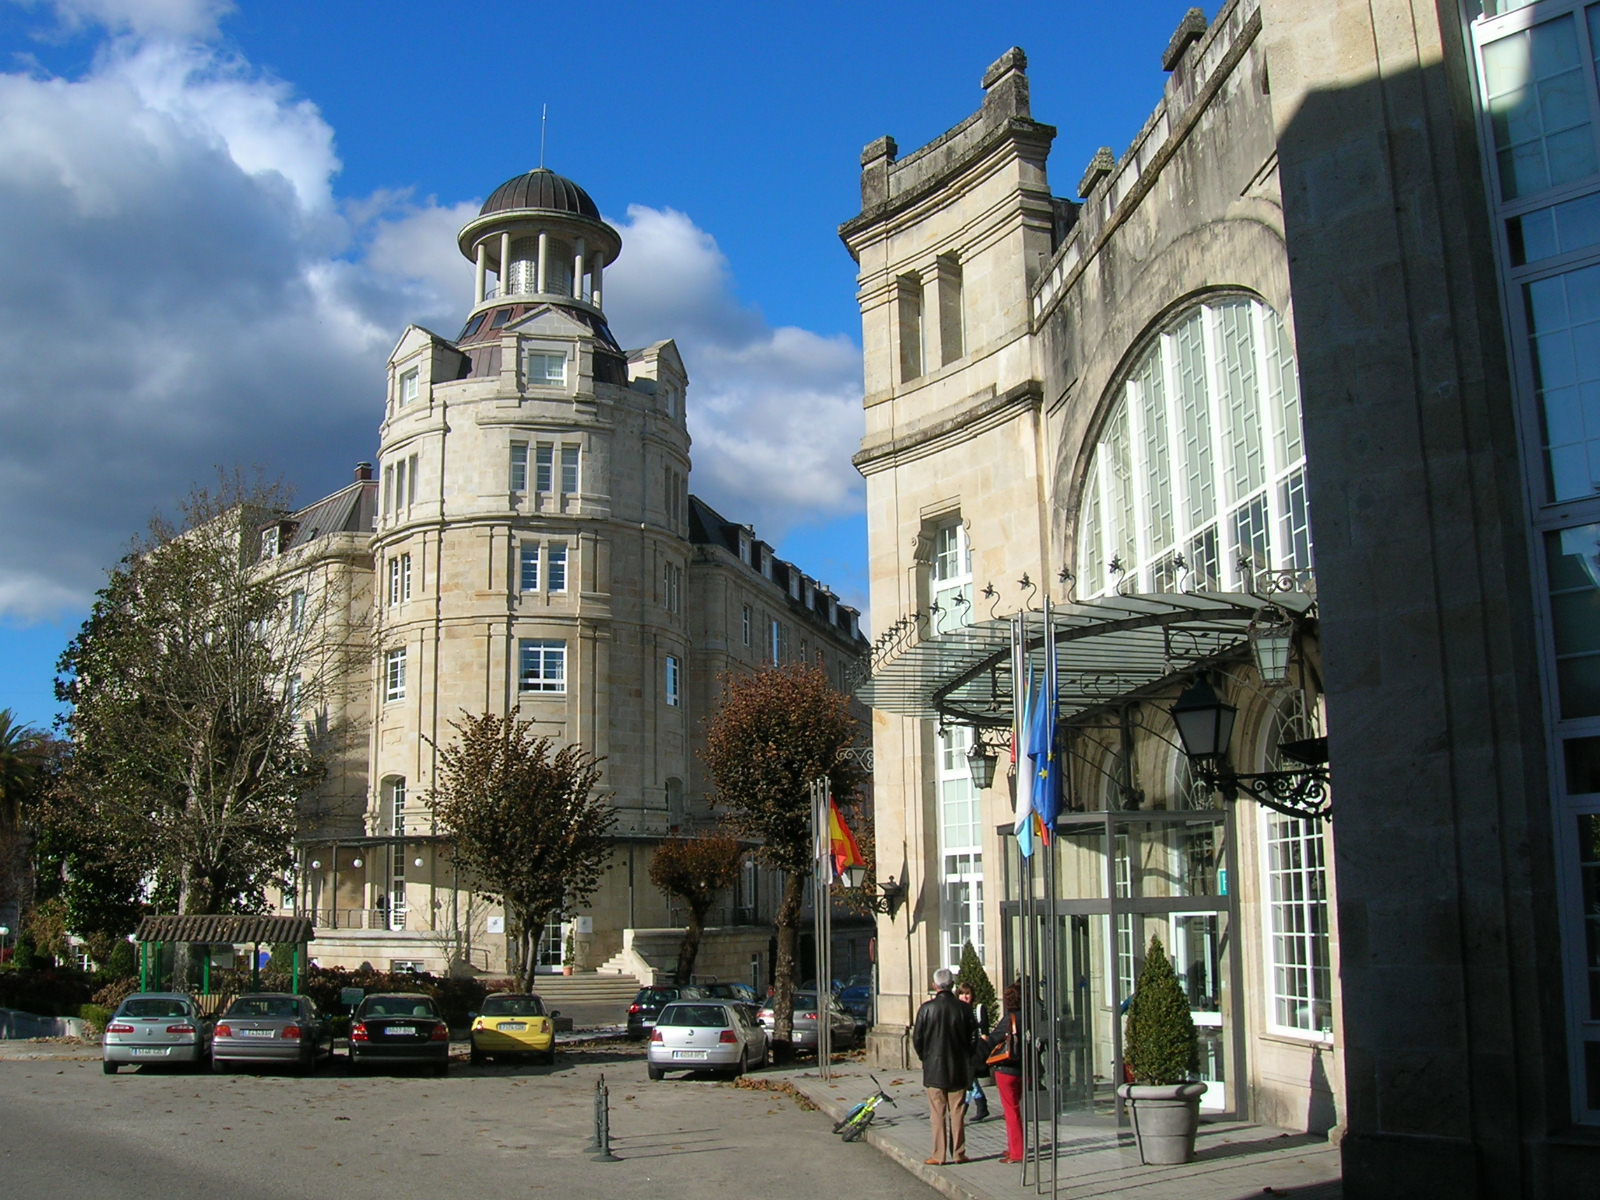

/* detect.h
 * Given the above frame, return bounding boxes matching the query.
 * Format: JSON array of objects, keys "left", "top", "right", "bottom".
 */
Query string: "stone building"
[
  {"left": 843, "top": 2, "right": 1600, "bottom": 1194},
  {"left": 266, "top": 166, "right": 866, "bottom": 985}
]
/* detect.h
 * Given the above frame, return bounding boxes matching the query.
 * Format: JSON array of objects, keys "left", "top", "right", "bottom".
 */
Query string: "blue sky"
[{"left": 0, "top": 0, "right": 1198, "bottom": 729}]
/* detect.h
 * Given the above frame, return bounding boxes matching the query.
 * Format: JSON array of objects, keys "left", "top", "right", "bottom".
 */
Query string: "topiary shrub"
[
  {"left": 956, "top": 940, "right": 997, "bottom": 1019},
  {"left": 1123, "top": 934, "right": 1197, "bottom": 1086}
]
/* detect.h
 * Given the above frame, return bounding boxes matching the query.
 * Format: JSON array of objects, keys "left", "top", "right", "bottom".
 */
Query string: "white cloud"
[
  {"left": 0, "top": 16, "right": 864, "bottom": 621},
  {"left": 16, "top": 0, "right": 233, "bottom": 40},
  {"left": 605, "top": 206, "right": 864, "bottom": 542}
]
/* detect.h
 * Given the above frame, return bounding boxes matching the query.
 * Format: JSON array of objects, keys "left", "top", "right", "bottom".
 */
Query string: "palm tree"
[{"left": 0, "top": 709, "right": 44, "bottom": 827}]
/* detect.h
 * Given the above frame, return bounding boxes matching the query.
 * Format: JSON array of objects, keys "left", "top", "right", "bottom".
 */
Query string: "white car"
[
  {"left": 102, "top": 992, "right": 211, "bottom": 1073},
  {"left": 647, "top": 1000, "right": 768, "bottom": 1080}
]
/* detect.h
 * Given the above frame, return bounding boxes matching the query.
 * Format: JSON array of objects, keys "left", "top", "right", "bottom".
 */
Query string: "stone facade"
[
  {"left": 270, "top": 168, "right": 867, "bottom": 984},
  {"left": 844, "top": 1, "right": 1600, "bottom": 1193}
]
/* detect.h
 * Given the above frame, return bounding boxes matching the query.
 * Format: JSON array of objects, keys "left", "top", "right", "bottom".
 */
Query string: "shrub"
[
  {"left": 103, "top": 940, "right": 137, "bottom": 979},
  {"left": 0, "top": 966, "right": 96, "bottom": 1016},
  {"left": 80, "top": 1003, "right": 113, "bottom": 1034},
  {"left": 92, "top": 976, "right": 141, "bottom": 1011},
  {"left": 1123, "top": 934, "right": 1197, "bottom": 1086},
  {"left": 956, "top": 940, "right": 997, "bottom": 1020}
]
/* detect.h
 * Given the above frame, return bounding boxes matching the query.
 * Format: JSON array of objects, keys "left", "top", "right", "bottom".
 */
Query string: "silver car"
[
  {"left": 211, "top": 992, "right": 334, "bottom": 1075},
  {"left": 102, "top": 992, "right": 212, "bottom": 1073},
  {"left": 647, "top": 1000, "right": 768, "bottom": 1080},
  {"left": 756, "top": 990, "right": 859, "bottom": 1053}
]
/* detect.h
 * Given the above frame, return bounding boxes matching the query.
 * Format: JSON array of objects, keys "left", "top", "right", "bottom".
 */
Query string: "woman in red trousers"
[{"left": 988, "top": 984, "right": 1026, "bottom": 1163}]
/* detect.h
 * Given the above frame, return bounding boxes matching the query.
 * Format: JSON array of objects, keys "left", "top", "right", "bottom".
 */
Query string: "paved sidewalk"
[{"left": 778, "top": 1061, "right": 1342, "bottom": 1200}]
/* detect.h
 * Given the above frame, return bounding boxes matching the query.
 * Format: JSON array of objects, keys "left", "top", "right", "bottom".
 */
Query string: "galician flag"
[{"left": 828, "top": 797, "right": 867, "bottom": 881}]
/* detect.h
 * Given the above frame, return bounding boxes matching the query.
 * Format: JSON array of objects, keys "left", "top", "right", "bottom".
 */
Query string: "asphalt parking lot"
[{"left": 0, "top": 1041, "right": 940, "bottom": 1200}]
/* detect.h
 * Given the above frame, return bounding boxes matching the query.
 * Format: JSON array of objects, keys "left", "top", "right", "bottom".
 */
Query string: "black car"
[
  {"left": 626, "top": 985, "right": 706, "bottom": 1039},
  {"left": 348, "top": 992, "right": 450, "bottom": 1075},
  {"left": 699, "top": 981, "right": 761, "bottom": 1023}
]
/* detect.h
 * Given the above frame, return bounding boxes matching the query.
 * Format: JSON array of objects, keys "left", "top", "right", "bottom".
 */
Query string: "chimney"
[{"left": 355, "top": 462, "right": 374, "bottom": 482}]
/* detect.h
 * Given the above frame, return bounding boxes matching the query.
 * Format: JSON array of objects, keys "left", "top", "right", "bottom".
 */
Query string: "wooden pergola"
[{"left": 133, "top": 914, "right": 315, "bottom": 993}]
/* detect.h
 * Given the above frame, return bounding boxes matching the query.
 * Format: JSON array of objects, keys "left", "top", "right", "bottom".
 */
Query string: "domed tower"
[
  {"left": 457, "top": 167, "right": 622, "bottom": 317},
  {"left": 364, "top": 166, "right": 693, "bottom": 970}
]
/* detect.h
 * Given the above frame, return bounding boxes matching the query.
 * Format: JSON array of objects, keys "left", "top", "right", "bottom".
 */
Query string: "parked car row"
[{"left": 103, "top": 989, "right": 558, "bottom": 1077}]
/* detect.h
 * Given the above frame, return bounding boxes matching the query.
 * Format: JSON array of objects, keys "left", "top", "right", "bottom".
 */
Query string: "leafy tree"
[
  {"left": 956, "top": 939, "right": 997, "bottom": 1020},
  {"left": 1123, "top": 933, "right": 1198, "bottom": 1085},
  {"left": 648, "top": 832, "right": 744, "bottom": 983},
  {"left": 430, "top": 713, "right": 615, "bottom": 992},
  {"left": 55, "top": 477, "right": 328, "bottom": 916},
  {"left": 702, "top": 662, "right": 864, "bottom": 1050}
]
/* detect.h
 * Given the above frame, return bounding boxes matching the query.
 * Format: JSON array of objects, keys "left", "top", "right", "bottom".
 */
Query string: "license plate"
[
  {"left": 131, "top": 1047, "right": 166, "bottom": 1057},
  {"left": 383, "top": 1027, "right": 414, "bottom": 1036},
  {"left": 672, "top": 1050, "right": 707, "bottom": 1060},
  {"left": 240, "top": 1029, "right": 275, "bottom": 1038},
  {"left": 498, "top": 1022, "right": 526, "bottom": 1032}
]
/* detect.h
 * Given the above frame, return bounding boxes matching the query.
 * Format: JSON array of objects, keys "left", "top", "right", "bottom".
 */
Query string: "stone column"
[
  {"left": 573, "top": 238, "right": 587, "bottom": 301},
  {"left": 537, "top": 229, "right": 549, "bottom": 293},
  {"left": 475, "top": 242, "right": 487, "bottom": 304},
  {"left": 499, "top": 231, "right": 511, "bottom": 297}
]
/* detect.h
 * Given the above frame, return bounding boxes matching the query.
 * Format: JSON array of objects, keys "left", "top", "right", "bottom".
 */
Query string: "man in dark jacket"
[{"left": 911, "top": 967, "right": 979, "bottom": 1165}]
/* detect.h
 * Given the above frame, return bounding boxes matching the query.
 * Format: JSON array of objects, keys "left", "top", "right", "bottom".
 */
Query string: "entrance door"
[
  {"left": 1171, "top": 911, "right": 1226, "bottom": 1111},
  {"left": 535, "top": 917, "right": 566, "bottom": 971}
]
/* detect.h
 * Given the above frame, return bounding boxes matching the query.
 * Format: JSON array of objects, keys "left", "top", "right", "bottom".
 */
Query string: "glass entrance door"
[
  {"left": 535, "top": 917, "right": 565, "bottom": 971},
  {"left": 1171, "top": 911, "right": 1226, "bottom": 1111}
]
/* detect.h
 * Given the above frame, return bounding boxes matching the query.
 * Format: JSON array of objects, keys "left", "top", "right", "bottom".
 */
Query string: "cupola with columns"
[{"left": 456, "top": 166, "right": 622, "bottom": 324}]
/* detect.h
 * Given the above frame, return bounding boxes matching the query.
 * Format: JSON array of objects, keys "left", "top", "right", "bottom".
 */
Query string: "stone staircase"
[{"left": 529, "top": 970, "right": 640, "bottom": 1007}]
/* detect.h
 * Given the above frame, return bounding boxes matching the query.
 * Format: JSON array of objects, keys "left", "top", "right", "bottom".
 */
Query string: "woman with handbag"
[{"left": 987, "top": 984, "right": 1026, "bottom": 1163}]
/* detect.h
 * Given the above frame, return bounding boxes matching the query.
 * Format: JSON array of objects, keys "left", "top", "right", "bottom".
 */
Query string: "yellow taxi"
[{"left": 469, "top": 993, "right": 557, "bottom": 1064}]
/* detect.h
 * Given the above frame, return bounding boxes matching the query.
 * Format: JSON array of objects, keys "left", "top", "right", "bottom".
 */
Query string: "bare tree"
[
  {"left": 648, "top": 833, "right": 744, "bottom": 983},
  {"left": 430, "top": 713, "right": 614, "bottom": 991},
  {"left": 702, "top": 662, "right": 864, "bottom": 1053}
]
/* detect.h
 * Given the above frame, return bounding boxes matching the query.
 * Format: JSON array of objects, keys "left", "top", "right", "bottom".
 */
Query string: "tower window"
[
  {"left": 519, "top": 639, "right": 567, "bottom": 693},
  {"left": 548, "top": 542, "right": 569, "bottom": 592},
  {"left": 897, "top": 272, "right": 924, "bottom": 382},
  {"left": 527, "top": 351, "right": 566, "bottom": 386},
  {"left": 665, "top": 654, "right": 681, "bottom": 707},
  {"left": 399, "top": 369, "right": 419, "bottom": 407},
  {"left": 385, "top": 647, "right": 407, "bottom": 702},
  {"left": 510, "top": 442, "right": 528, "bottom": 492}
]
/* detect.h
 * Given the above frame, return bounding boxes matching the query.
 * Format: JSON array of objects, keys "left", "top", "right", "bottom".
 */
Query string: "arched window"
[{"left": 1076, "top": 296, "right": 1310, "bottom": 596}]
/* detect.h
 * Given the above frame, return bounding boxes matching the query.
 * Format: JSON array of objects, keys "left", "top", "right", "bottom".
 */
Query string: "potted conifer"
[{"left": 1117, "top": 933, "right": 1205, "bottom": 1164}]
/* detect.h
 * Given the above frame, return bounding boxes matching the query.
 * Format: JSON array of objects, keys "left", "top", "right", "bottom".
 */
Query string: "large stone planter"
[{"left": 1117, "top": 1081, "right": 1206, "bottom": 1164}]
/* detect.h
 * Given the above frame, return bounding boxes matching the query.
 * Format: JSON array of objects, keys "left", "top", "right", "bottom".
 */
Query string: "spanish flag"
[{"left": 828, "top": 797, "right": 867, "bottom": 881}]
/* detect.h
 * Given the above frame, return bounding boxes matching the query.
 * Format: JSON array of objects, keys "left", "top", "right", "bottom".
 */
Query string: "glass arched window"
[{"left": 1076, "top": 296, "right": 1310, "bottom": 596}]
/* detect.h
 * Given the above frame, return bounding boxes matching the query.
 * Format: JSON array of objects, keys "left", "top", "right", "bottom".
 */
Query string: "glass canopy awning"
[{"left": 852, "top": 590, "right": 1317, "bottom": 727}]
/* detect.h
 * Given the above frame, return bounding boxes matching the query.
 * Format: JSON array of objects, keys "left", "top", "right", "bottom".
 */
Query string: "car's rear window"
[
  {"left": 228, "top": 996, "right": 299, "bottom": 1018},
  {"left": 362, "top": 995, "right": 437, "bottom": 1018},
  {"left": 482, "top": 995, "right": 545, "bottom": 1017},
  {"left": 121, "top": 998, "right": 187, "bottom": 1019},
  {"left": 658, "top": 1004, "right": 731, "bottom": 1028}
]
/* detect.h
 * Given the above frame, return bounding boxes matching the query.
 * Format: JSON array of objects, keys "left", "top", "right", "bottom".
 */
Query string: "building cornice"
[{"left": 853, "top": 379, "right": 1043, "bottom": 476}]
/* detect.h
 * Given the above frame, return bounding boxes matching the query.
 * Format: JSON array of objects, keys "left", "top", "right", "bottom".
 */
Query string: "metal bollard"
[{"left": 590, "top": 1072, "right": 619, "bottom": 1162}]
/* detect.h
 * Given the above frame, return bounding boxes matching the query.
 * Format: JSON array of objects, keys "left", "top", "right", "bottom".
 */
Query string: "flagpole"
[
  {"left": 1042, "top": 595, "right": 1060, "bottom": 1200},
  {"left": 811, "top": 776, "right": 832, "bottom": 1080}
]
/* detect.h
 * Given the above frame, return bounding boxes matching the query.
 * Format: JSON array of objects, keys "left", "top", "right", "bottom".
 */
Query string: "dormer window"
[
  {"left": 260, "top": 527, "right": 280, "bottom": 560},
  {"left": 399, "top": 368, "right": 419, "bottom": 407},
  {"left": 527, "top": 351, "right": 567, "bottom": 386}
]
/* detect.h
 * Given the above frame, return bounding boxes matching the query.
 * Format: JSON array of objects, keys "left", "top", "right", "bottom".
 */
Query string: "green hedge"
[{"left": 0, "top": 966, "right": 97, "bottom": 1018}]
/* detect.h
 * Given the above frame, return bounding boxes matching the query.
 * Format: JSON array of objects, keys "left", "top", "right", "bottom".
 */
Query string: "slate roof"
[{"left": 284, "top": 480, "right": 376, "bottom": 551}]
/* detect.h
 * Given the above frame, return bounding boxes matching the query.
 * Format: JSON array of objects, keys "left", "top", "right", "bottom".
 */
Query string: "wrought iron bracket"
[{"left": 1194, "top": 763, "right": 1331, "bottom": 820}]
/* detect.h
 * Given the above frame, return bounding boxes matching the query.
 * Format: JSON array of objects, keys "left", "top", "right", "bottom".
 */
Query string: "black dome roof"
[{"left": 480, "top": 168, "right": 600, "bottom": 219}]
